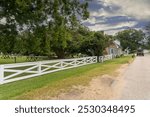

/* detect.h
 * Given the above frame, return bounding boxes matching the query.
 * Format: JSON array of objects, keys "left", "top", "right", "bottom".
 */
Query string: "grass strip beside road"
[{"left": 0, "top": 56, "right": 133, "bottom": 100}]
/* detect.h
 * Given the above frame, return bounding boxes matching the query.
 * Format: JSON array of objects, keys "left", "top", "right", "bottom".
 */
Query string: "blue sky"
[{"left": 82, "top": 0, "right": 150, "bottom": 35}]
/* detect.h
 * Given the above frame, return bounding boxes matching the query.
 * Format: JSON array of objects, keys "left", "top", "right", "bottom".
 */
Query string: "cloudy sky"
[{"left": 82, "top": 0, "right": 150, "bottom": 35}]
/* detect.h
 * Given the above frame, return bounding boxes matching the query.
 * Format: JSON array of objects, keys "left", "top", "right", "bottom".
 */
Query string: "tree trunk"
[
  {"left": 55, "top": 50, "right": 65, "bottom": 59},
  {"left": 97, "top": 55, "right": 100, "bottom": 63}
]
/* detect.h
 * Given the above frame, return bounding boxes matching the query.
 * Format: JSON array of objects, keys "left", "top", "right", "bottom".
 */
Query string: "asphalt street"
[{"left": 119, "top": 54, "right": 150, "bottom": 99}]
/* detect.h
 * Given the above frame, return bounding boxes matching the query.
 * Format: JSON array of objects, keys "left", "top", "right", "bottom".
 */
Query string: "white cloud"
[
  {"left": 84, "top": 0, "right": 150, "bottom": 35},
  {"left": 90, "top": 0, "right": 150, "bottom": 20},
  {"left": 82, "top": 16, "right": 106, "bottom": 24},
  {"left": 90, "top": 8, "right": 125, "bottom": 18},
  {"left": 101, "top": 0, "right": 150, "bottom": 20},
  {"left": 85, "top": 17, "right": 96, "bottom": 24},
  {"left": 88, "top": 21, "right": 138, "bottom": 35},
  {"left": 105, "top": 29, "right": 124, "bottom": 35},
  {"left": 89, "top": 21, "right": 138, "bottom": 31}
]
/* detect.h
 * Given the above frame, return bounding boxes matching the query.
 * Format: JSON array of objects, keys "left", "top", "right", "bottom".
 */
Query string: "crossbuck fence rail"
[{"left": 0, "top": 55, "right": 113, "bottom": 84}]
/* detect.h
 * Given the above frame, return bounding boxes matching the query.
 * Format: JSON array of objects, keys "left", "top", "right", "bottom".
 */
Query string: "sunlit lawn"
[{"left": 0, "top": 56, "right": 27, "bottom": 64}]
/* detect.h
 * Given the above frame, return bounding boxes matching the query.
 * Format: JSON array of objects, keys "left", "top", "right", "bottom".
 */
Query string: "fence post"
[
  {"left": 38, "top": 62, "right": 42, "bottom": 74},
  {"left": 92, "top": 57, "right": 94, "bottom": 63},
  {"left": 74, "top": 59, "right": 77, "bottom": 66},
  {"left": 60, "top": 61, "right": 63, "bottom": 69},
  {"left": 0, "top": 65, "right": 4, "bottom": 84},
  {"left": 84, "top": 57, "right": 87, "bottom": 64},
  {"left": 100, "top": 56, "right": 104, "bottom": 63},
  {"left": 111, "top": 54, "right": 113, "bottom": 59}
]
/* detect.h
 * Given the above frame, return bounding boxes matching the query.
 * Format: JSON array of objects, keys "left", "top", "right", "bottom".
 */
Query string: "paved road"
[{"left": 119, "top": 54, "right": 150, "bottom": 99}]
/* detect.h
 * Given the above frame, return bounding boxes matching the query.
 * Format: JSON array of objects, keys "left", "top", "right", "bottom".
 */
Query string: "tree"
[
  {"left": 13, "top": 36, "right": 26, "bottom": 54},
  {"left": 66, "top": 26, "right": 91, "bottom": 57},
  {"left": 0, "top": 0, "right": 46, "bottom": 55},
  {"left": 81, "top": 31, "right": 109, "bottom": 62},
  {"left": 146, "top": 37, "right": 150, "bottom": 49},
  {"left": 0, "top": 0, "right": 46, "bottom": 54},
  {"left": 145, "top": 24, "right": 150, "bottom": 49},
  {"left": 0, "top": 22, "right": 18, "bottom": 54},
  {"left": 48, "top": 0, "right": 89, "bottom": 58},
  {"left": 22, "top": 32, "right": 41, "bottom": 55},
  {"left": 0, "top": 0, "right": 90, "bottom": 57},
  {"left": 50, "top": 25, "right": 71, "bottom": 59},
  {"left": 33, "top": 26, "right": 51, "bottom": 56},
  {"left": 116, "top": 29, "right": 145, "bottom": 53}
]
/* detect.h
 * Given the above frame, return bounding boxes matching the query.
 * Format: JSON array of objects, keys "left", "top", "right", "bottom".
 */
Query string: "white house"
[{"left": 105, "top": 40, "right": 123, "bottom": 57}]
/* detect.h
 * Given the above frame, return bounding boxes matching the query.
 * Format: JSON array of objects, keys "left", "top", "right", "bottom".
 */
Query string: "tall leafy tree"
[
  {"left": 66, "top": 26, "right": 89, "bottom": 57},
  {"left": 81, "top": 31, "right": 109, "bottom": 62},
  {"left": 116, "top": 29, "right": 145, "bottom": 52},
  {"left": 0, "top": 0, "right": 89, "bottom": 58},
  {"left": 145, "top": 24, "right": 150, "bottom": 49},
  {"left": 0, "top": 0, "right": 47, "bottom": 54},
  {"left": 48, "top": 0, "right": 89, "bottom": 58},
  {"left": 50, "top": 24, "right": 71, "bottom": 58}
]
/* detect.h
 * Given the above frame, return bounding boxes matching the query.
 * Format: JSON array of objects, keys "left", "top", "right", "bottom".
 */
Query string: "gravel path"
[{"left": 119, "top": 54, "right": 150, "bottom": 99}]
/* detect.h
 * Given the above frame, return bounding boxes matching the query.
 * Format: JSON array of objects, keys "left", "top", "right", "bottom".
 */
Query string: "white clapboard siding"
[{"left": 0, "top": 55, "right": 113, "bottom": 84}]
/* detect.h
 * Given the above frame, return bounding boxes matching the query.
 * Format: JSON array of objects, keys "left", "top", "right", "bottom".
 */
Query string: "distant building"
[
  {"left": 104, "top": 40, "right": 123, "bottom": 56},
  {"left": 124, "top": 48, "right": 130, "bottom": 55}
]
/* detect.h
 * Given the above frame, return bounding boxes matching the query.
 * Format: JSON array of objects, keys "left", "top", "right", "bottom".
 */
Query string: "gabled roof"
[{"left": 113, "top": 40, "right": 121, "bottom": 48}]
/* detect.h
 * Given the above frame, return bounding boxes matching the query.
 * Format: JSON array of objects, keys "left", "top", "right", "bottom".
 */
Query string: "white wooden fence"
[{"left": 0, "top": 55, "right": 113, "bottom": 84}]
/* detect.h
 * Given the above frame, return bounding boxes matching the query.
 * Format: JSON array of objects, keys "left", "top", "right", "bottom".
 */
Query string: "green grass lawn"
[
  {"left": 0, "top": 56, "right": 27, "bottom": 64},
  {"left": 0, "top": 56, "right": 133, "bottom": 100},
  {"left": 0, "top": 56, "right": 49, "bottom": 64}
]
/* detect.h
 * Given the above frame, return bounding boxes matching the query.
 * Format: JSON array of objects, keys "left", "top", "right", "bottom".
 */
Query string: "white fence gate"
[{"left": 0, "top": 55, "right": 113, "bottom": 84}]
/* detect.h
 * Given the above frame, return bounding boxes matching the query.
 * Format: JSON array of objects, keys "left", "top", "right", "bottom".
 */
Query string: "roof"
[{"left": 113, "top": 40, "right": 121, "bottom": 48}]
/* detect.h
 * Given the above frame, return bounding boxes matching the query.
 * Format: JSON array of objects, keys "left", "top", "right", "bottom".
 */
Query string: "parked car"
[{"left": 137, "top": 49, "right": 144, "bottom": 56}]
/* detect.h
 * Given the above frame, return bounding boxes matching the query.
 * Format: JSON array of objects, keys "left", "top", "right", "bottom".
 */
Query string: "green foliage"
[
  {"left": 0, "top": 0, "right": 90, "bottom": 58},
  {"left": 116, "top": 29, "right": 145, "bottom": 52},
  {"left": 67, "top": 26, "right": 91, "bottom": 57},
  {"left": 145, "top": 24, "right": 150, "bottom": 49},
  {"left": 147, "top": 37, "right": 150, "bottom": 49},
  {"left": 13, "top": 36, "right": 25, "bottom": 54},
  {"left": 51, "top": 25, "right": 71, "bottom": 58},
  {"left": 80, "top": 31, "right": 109, "bottom": 58},
  {"left": 0, "top": 56, "right": 27, "bottom": 64}
]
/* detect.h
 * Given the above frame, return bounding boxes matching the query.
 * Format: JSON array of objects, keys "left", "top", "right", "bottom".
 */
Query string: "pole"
[
  {"left": 38, "top": 62, "right": 42, "bottom": 74},
  {"left": 0, "top": 65, "right": 4, "bottom": 84},
  {"left": 14, "top": 56, "right": 16, "bottom": 63}
]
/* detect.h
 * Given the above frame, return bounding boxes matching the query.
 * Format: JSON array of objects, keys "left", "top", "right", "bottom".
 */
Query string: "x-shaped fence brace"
[{"left": 0, "top": 55, "right": 113, "bottom": 84}]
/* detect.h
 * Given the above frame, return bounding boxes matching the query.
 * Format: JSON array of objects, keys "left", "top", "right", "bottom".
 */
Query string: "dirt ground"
[{"left": 51, "top": 64, "right": 128, "bottom": 100}]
